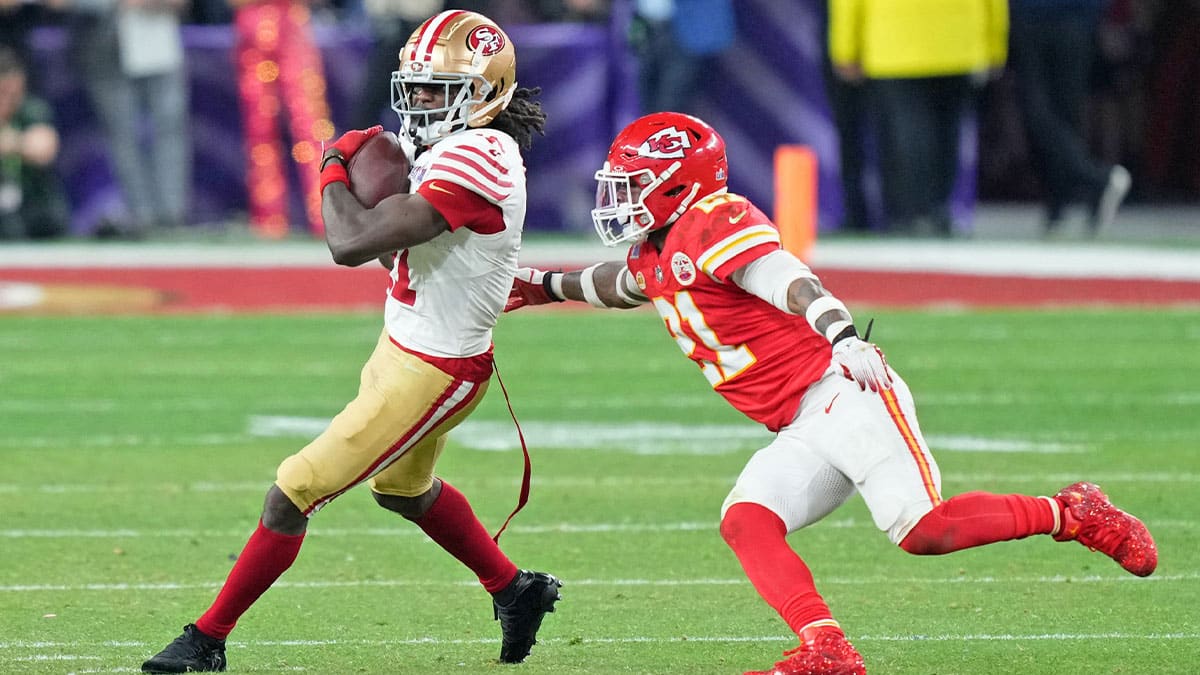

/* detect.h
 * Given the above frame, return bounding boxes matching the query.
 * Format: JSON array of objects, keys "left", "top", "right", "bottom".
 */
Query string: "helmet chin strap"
[
  {"left": 663, "top": 183, "right": 701, "bottom": 228},
  {"left": 467, "top": 85, "right": 515, "bottom": 127},
  {"left": 636, "top": 160, "right": 704, "bottom": 229},
  {"left": 646, "top": 162, "right": 681, "bottom": 193},
  {"left": 410, "top": 114, "right": 464, "bottom": 146},
  {"left": 402, "top": 80, "right": 477, "bottom": 145}
]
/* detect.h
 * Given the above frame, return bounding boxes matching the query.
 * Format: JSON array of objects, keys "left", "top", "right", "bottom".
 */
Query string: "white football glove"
[{"left": 831, "top": 337, "right": 893, "bottom": 392}]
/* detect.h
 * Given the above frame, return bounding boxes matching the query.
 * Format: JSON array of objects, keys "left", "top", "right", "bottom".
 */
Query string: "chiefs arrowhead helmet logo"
[{"left": 639, "top": 126, "right": 691, "bottom": 159}]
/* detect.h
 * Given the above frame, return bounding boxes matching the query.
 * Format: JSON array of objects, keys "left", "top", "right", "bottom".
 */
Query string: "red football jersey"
[{"left": 625, "top": 193, "right": 831, "bottom": 431}]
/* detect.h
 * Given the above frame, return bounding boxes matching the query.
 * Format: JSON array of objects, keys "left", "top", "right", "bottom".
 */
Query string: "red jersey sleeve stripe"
[
  {"left": 454, "top": 143, "right": 509, "bottom": 174},
  {"left": 433, "top": 152, "right": 514, "bottom": 188},
  {"left": 430, "top": 165, "right": 508, "bottom": 202},
  {"left": 429, "top": 161, "right": 513, "bottom": 195}
]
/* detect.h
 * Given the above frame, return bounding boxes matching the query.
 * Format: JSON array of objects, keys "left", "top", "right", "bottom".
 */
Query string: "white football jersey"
[{"left": 383, "top": 129, "right": 526, "bottom": 358}]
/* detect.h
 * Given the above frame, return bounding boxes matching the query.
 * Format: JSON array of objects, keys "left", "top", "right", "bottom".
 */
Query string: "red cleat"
[
  {"left": 1053, "top": 482, "right": 1157, "bottom": 577},
  {"left": 744, "top": 630, "right": 866, "bottom": 675}
]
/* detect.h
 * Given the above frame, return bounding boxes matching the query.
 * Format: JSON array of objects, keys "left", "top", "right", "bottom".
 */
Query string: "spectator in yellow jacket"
[{"left": 830, "top": 0, "right": 1007, "bottom": 236}]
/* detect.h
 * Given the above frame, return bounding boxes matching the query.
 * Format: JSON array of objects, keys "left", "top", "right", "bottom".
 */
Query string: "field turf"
[{"left": 2, "top": 307, "right": 1197, "bottom": 674}]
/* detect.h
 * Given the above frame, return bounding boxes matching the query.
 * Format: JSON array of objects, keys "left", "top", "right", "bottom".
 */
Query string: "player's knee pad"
[
  {"left": 723, "top": 461, "right": 855, "bottom": 534},
  {"left": 275, "top": 452, "right": 322, "bottom": 509}
]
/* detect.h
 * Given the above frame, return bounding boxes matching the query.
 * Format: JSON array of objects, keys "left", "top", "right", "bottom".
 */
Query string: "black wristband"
[
  {"left": 542, "top": 271, "right": 565, "bottom": 302},
  {"left": 320, "top": 151, "right": 347, "bottom": 172},
  {"left": 831, "top": 324, "right": 859, "bottom": 346}
]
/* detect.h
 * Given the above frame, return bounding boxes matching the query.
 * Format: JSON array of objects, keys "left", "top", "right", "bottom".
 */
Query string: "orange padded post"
[{"left": 773, "top": 145, "right": 818, "bottom": 263}]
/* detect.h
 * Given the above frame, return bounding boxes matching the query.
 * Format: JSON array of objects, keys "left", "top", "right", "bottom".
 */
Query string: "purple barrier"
[
  {"left": 29, "top": 21, "right": 619, "bottom": 235},
  {"left": 29, "top": 3, "right": 975, "bottom": 238}
]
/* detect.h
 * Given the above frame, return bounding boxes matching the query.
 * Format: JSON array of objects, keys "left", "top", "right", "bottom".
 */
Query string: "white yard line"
[
  {"left": 5, "top": 516, "right": 1199, "bottom": 542},
  {"left": 5, "top": 633, "right": 1200, "bottom": 657},
  {"left": 2, "top": 413, "right": 1198, "bottom": 453},
  {"left": 2, "top": 631, "right": 1196, "bottom": 652},
  {"left": 1, "top": 471, "right": 1198, "bottom": 497}
]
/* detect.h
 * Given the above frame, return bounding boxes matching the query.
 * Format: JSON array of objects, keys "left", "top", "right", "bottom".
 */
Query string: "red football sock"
[
  {"left": 413, "top": 481, "right": 518, "bottom": 593},
  {"left": 900, "top": 491, "right": 1058, "bottom": 555},
  {"left": 720, "top": 502, "right": 840, "bottom": 638},
  {"left": 195, "top": 520, "right": 305, "bottom": 639}
]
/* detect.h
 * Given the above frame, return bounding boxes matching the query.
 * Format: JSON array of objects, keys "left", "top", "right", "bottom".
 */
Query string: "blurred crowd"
[
  {"left": 1, "top": 0, "right": 1197, "bottom": 241},
  {"left": 977, "top": 0, "right": 1200, "bottom": 229},
  {"left": 0, "top": 0, "right": 614, "bottom": 240}
]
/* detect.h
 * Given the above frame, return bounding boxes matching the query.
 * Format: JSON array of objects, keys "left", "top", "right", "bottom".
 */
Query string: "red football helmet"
[{"left": 592, "top": 112, "right": 728, "bottom": 246}]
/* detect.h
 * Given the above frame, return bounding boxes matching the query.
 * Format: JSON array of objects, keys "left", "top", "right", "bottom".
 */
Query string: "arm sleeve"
[{"left": 730, "top": 249, "right": 818, "bottom": 314}]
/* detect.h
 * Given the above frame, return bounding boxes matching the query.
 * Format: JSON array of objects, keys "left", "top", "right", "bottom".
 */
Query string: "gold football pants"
[{"left": 275, "top": 330, "right": 487, "bottom": 515}]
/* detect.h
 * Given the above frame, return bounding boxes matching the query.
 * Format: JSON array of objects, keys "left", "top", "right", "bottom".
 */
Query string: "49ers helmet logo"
[
  {"left": 638, "top": 126, "right": 691, "bottom": 159},
  {"left": 467, "top": 25, "right": 505, "bottom": 56}
]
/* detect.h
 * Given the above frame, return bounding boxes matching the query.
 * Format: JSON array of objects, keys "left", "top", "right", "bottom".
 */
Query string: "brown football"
[{"left": 346, "top": 131, "right": 411, "bottom": 207}]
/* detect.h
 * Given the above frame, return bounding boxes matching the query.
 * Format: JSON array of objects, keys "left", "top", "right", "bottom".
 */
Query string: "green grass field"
[{"left": 2, "top": 308, "right": 1197, "bottom": 674}]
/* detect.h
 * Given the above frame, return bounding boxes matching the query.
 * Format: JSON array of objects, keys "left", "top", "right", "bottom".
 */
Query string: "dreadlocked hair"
[{"left": 486, "top": 87, "right": 546, "bottom": 150}]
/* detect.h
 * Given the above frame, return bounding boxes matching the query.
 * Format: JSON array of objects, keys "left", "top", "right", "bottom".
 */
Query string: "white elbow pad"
[{"left": 577, "top": 264, "right": 607, "bottom": 308}]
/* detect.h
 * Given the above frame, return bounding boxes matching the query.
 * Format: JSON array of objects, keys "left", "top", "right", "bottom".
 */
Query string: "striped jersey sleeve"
[
  {"left": 421, "top": 131, "right": 517, "bottom": 204},
  {"left": 693, "top": 200, "right": 782, "bottom": 282}
]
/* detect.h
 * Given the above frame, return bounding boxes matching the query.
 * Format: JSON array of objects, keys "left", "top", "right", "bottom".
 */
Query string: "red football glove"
[
  {"left": 505, "top": 267, "right": 564, "bottom": 312},
  {"left": 330, "top": 125, "right": 383, "bottom": 159},
  {"left": 320, "top": 125, "right": 383, "bottom": 193}
]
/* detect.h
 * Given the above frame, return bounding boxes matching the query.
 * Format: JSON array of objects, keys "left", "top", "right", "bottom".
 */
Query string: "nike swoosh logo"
[
  {"left": 427, "top": 181, "right": 455, "bottom": 195},
  {"left": 729, "top": 210, "right": 747, "bottom": 224},
  {"left": 824, "top": 393, "right": 840, "bottom": 414}
]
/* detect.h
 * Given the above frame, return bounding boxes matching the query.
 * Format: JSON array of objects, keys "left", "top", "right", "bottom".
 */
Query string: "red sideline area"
[
  {"left": 817, "top": 269, "right": 1200, "bottom": 307},
  {"left": 2, "top": 266, "right": 1199, "bottom": 314}
]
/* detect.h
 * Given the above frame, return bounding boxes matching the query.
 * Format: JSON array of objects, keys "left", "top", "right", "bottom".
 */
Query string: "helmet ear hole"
[
  {"left": 483, "top": 79, "right": 505, "bottom": 102},
  {"left": 664, "top": 185, "right": 686, "bottom": 197}
]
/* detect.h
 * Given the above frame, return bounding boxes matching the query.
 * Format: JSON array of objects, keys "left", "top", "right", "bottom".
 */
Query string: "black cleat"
[
  {"left": 141, "top": 624, "right": 227, "bottom": 673},
  {"left": 492, "top": 569, "right": 562, "bottom": 663}
]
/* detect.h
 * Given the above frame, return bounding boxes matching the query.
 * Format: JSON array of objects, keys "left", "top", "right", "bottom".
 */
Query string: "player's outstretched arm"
[{"left": 505, "top": 262, "right": 646, "bottom": 312}]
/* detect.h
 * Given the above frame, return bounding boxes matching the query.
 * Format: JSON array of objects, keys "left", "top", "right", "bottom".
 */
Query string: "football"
[{"left": 346, "top": 131, "right": 411, "bottom": 208}]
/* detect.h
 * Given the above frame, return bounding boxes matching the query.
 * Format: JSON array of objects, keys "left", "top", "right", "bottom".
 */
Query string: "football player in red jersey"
[
  {"left": 507, "top": 112, "right": 1158, "bottom": 675},
  {"left": 141, "top": 11, "right": 562, "bottom": 673}
]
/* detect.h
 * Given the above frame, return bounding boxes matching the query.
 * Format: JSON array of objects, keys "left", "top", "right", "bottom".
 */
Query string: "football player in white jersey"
[
  {"left": 506, "top": 112, "right": 1158, "bottom": 675},
  {"left": 142, "top": 11, "right": 561, "bottom": 673}
]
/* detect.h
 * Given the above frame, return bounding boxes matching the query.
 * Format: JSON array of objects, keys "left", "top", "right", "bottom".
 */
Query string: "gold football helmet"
[{"left": 390, "top": 10, "right": 517, "bottom": 146}]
